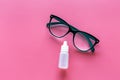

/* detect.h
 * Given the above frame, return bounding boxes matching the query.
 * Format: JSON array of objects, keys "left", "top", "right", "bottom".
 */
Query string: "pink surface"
[{"left": 0, "top": 0, "right": 120, "bottom": 80}]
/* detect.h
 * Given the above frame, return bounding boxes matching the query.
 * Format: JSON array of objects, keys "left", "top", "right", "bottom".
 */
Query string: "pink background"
[{"left": 0, "top": 0, "right": 120, "bottom": 80}]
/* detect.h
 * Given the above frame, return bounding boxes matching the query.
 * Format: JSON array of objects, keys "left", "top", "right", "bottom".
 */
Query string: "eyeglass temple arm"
[
  {"left": 85, "top": 36, "right": 95, "bottom": 52},
  {"left": 47, "top": 22, "right": 62, "bottom": 28}
]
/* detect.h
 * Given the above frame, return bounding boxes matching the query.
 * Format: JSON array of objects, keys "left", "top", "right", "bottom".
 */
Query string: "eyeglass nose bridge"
[{"left": 68, "top": 25, "right": 78, "bottom": 34}]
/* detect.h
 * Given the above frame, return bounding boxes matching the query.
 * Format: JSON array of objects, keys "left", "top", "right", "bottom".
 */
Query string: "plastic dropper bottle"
[{"left": 58, "top": 41, "right": 69, "bottom": 69}]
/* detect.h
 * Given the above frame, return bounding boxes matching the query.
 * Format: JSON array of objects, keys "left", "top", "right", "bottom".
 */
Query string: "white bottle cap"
[{"left": 61, "top": 41, "right": 69, "bottom": 52}]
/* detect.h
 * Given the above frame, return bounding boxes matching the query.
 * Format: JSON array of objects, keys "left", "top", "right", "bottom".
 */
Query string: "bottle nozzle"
[
  {"left": 63, "top": 41, "right": 67, "bottom": 46},
  {"left": 61, "top": 41, "right": 69, "bottom": 52}
]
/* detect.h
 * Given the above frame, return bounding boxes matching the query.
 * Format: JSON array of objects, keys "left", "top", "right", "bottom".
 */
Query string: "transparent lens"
[
  {"left": 74, "top": 32, "right": 93, "bottom": 51},
  {"left": 49, "top": 18, "right": 69, "bottom": 37}
]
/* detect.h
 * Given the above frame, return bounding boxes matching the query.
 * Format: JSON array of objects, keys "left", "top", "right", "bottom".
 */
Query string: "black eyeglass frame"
[{"left": 47, "top": 15, "right": 99, "bottom": 53}]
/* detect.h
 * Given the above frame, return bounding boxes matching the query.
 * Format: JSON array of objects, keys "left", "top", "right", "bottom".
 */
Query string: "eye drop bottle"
[{"left": 58, "top": 41, "right": 69, "bottom": 69}]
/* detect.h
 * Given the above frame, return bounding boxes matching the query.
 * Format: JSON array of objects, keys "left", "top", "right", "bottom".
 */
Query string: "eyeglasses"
[{"left": 47, "top": 15, "right": 99, "bottom": 53}]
